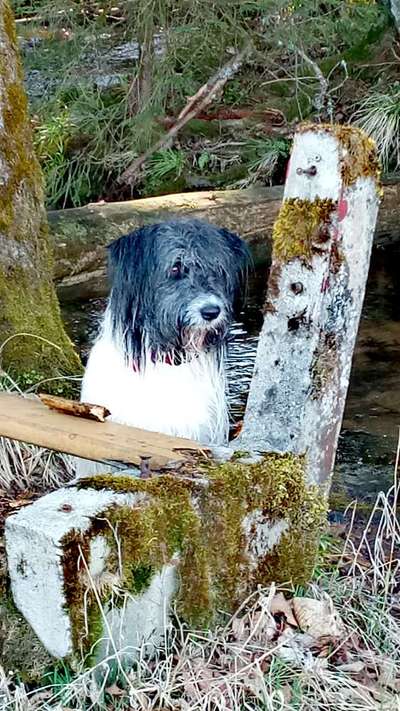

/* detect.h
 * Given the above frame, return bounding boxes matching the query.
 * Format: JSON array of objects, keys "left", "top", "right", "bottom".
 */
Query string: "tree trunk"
[
  {"left": 127, "top": 0, "right": 156, "bottom": 116},
  {"left": 0, "top": 1, "right": 81, "bottom": 387}
]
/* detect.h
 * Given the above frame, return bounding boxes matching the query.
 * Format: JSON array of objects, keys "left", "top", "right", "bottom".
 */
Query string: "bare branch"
[
  {"left": 117, "top": 43, "right": 252, "bottom": 187},
  {"left": 296, "top": 48, "right": 331, "bottom": 120}
]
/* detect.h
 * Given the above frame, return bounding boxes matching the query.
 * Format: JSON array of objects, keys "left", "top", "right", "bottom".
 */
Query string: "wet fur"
[{"left": 77, "top": 219, "right": 248, "bottom": 475}]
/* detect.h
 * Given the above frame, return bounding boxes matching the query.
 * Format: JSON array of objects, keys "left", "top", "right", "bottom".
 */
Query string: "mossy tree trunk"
[{"left": 0, "top": 1, "right": 81, "bottom": 386}]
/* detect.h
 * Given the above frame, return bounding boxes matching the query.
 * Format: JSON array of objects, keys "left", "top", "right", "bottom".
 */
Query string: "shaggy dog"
[{"left": 79, "top": 219, "right": 249, "bottom": 459}]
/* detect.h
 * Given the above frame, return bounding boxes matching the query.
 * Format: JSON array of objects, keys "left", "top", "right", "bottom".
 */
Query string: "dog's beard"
[{"left": 181, "top": 323, "right": 227, "bottom": 353}]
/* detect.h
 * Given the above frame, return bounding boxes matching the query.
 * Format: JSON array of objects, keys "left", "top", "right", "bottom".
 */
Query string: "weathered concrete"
[
  {"left": 5, "top": 488, "right": 146, "bottom": 658},
  {"left": 238, "top": 125, "right": 380, "bottom": 486},
  {"left": 5, "top": 451, "right": 320, "bottom": 664}
]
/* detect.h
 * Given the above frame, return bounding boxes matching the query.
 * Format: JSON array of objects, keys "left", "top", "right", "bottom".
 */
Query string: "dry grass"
[
  {"left": 0, "top": 384, "right": 398, "bottom": 709},
  {"left": 1, "top": 561, "right": 399, "bottom": 710},
  {"left": 0, "top": 378, "right": 74, "bottom": 520},
  {"left": 352, "top": 87, "right": 400, "bottom": 173}
]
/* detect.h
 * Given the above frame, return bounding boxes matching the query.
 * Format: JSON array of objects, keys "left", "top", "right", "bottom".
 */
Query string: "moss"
[
  {"left": 180, "top": 119, "right": 221, "bottom": 138},
  {"left": 131, "top": 564, "right": 155, "bottom": 593},
  {"left": 98, "top": 478, "right": 206, "bottom": 619},
  {"left": 329, "top": 489, "right": 352, "bottom": 511},
  {"left": 329, "top": 489, "right": 373, "bottom": 515},
  {"left": 272, "top": 198, "right": 336, "bottom": 264},
  {"left": 2, "top": 1, "right": 17, "bottom": 48},
  {"left": 0, "top": 595, "right": 53, "bottom": 681},
  {"left": 298, "top": 123, "right": 381, "bottom": 189},
  {"left": 7, "top": 367, "right": 80, "bottom": 397},
  {"left": 73, "top": 455, "right": 328, "bottom": 641},
  {"left": 61, "top": 532, "right": 93, "bottom": 656}
]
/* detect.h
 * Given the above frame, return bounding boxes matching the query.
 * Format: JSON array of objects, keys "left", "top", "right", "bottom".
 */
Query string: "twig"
[
  {"left": 117, "top": 43, "right": 252, "bottom": 187},
  {"left": 38, "top": 393, "right": 111, "bottom": 422},
  {"left": 296, "top": 47, "right": 331, "bottom": 120}
]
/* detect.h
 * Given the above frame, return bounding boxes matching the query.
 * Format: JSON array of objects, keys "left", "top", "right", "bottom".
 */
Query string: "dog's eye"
[{"left": 170, "top": 262, "right": 188, "bottom": 279}]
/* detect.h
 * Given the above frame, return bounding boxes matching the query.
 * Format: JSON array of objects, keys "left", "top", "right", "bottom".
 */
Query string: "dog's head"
[{"left": 107, "top": 219, "right": 250, "bottom": 363}]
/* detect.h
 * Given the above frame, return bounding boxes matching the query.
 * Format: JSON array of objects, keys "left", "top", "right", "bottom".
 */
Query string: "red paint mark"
[
  {"left": 338, "top": 198, "right": 348, "bottom": 221},
  {"left": 321, "top": 276, "right": 330, "bottom": 293}
]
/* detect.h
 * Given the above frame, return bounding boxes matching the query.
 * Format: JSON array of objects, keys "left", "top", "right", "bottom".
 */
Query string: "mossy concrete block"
[
  {"left": 5, "top": 486, "right": 174, "bottom": 659},
  {"left": 5, "top": 455, "right": 327, "bottom": 663}
]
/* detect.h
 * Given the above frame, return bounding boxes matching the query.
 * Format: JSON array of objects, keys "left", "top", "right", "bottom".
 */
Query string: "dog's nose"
[{"left": 201, "top": 304, "right": 221, "bottom": 321}]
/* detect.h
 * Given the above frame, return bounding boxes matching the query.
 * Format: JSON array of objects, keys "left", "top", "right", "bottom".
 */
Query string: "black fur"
[{"left": 107, "top": 219, "right": 250, "bottom": 365}]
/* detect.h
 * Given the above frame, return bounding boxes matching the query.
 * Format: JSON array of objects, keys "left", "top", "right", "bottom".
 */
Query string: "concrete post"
[{"left": 238, "top": 125, "right": 381, "bottom": 486}]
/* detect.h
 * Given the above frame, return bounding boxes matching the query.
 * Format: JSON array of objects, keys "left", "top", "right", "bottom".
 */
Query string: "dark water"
[{"left": 61, "top": 245, "right": 400, "bottom": 502}]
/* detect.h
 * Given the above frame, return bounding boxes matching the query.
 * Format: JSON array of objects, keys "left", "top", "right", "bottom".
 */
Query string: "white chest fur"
[{"left": 80, "top": 334, "right": 229, "bottom": 445}]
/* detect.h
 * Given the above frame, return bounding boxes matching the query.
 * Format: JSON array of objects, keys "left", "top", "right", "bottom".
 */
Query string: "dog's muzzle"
[{"left": 181, "top": 296, "right": 228, "bottom": 351}]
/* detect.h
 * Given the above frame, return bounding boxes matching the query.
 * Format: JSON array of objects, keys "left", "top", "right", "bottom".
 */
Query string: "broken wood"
[
  {"left": 38, "top": 393, "right": 111, "bottom": 422},
  {"left": 0, "top": 393, "right": 207, "bottom": 468}
]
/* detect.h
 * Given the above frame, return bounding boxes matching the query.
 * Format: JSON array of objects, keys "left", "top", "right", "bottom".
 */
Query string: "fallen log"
[{"left": 49, "top": 180, "right": 400, "bottom": 301}]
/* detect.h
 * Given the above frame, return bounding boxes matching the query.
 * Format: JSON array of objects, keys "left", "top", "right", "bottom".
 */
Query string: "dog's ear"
[
  {"left": 218, "top": 227, "right": 252, "bottom": 271},
  {"left": 107, "top": 228, "right": 149, "bottom": 362},
  {"left": 217, "top": 227, "right": 251, "bottom": 307},
  {"left": 107, "top": 229, "right": 141, "bottom": 280}
]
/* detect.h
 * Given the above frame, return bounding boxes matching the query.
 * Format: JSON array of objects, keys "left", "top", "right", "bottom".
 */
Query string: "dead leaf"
[
  {"left": 270, "top": 592, "right": 298, "bottom": 627},
  {"left": 336, "top": 661, "right": 365, "bottom": 673},
  {"left": 281, "top": 684, "right": 292, "bottom": 703},
  {"left": 129, "top": 690, "right": 151, "bottom": 709},
  {"left": 251, "top": 608, "right": 277, "bottom": 643},
  {"left": 276, "top": 628, "right": 315, "bottom": 665},
  {"left": 292, "top": 594, "right": 345, "bottom": 638},
  {"left": 231, "top": 616, "right": 247, "bottom": 642},
  {"left": 377, "top": 656, "right": 399, "bottom": 691},
  {"left": 105, "top": 683, "right": 126, "bottom": 697},
  {"left": 29, "top": 689, "right": 53, "bottom": 707},
  {"left": 182, "top": 660, "right": 217, "bottom": 699},
  {"left": 310, "top": 634, "right": 350, "bottom": 664},
  {"left": 8, "top": 498, "right": 33, "bottom": 509},
  {"left": 242, "top": 665, "right": 267, "bottom": 700}
]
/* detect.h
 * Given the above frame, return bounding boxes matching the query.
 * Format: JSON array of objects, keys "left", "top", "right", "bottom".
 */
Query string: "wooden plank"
[
  {"left": 0, "top": 393, "right": 206, "bottom": 467},
  {"left": 238, "top": 125, "right": 380, "bottom": 486}
]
